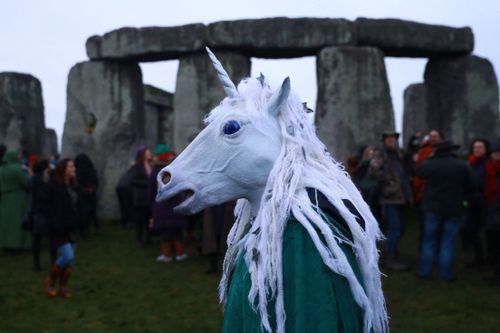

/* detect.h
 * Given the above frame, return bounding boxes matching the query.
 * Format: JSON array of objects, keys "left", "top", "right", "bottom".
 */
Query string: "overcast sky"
[{"left": 1, "top": 0, "right": 499, "bottom": 147}]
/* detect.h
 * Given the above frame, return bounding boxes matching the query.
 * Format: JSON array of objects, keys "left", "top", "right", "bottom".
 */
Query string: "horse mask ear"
[{"left": 266, "top": 77, "right": 291, "bottom": 117}]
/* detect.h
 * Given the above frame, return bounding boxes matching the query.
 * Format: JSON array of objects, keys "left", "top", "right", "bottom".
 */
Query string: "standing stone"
[
  {"left": 316, "top": 46, "right": 395, "bottom": 163},
  {"left": 143, "top": 84, "right": 174, "bottom": 149},
  {"left": 62, "top": 61, "right": 144, "bottom": 219},
  {"left": 43, "top": 128, "right": 58, "bottom": 156},
  {"left": 403, "top": 83, "right": 427, "bottom": 146},
  {"left": 173, "top": 51, "right": 251, "bottom": 152},
  {"left": 424, "top": 55, "right": 500, "bottom": 152},
  {"left": 0, "top": 72, "right": 45, "bottom": 154}
]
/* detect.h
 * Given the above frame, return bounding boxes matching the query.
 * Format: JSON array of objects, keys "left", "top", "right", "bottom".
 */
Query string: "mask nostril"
[{"left": 161, "top": 171, "right": 172, "bottom": 185}]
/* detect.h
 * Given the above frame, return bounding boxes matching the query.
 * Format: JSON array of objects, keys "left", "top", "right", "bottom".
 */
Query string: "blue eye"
[{"left": 223, "top": 120, "right": 241, "bottom": 135}]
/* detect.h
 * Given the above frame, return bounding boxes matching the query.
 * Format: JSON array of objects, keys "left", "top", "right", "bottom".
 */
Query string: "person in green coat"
[{"left": 0, "top": 149, "right": 31, "bottom": 250}]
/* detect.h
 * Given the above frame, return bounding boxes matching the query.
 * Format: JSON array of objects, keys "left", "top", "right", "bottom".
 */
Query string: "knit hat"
[
  {"left": 154, "top": 144, "right": 171, "bottom": 155},
  {"left": 154, "top": 144, "right": 175, "bottom": 162}
]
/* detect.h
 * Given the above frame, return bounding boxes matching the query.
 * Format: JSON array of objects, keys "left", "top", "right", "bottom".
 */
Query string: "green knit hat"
[{"left": 154, "top": 144, "right": 171, "bottom": 155}]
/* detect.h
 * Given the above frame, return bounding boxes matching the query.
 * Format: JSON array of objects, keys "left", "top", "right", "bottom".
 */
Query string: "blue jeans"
[
  {"left": 383, "top": 204, "right": 403, "bottom": 256},
  {"left": 419, "top": 213, "right": 461, "bottom": 281},
  {"left": 55, "top": 243, "right": 75, "bottom": 267}
]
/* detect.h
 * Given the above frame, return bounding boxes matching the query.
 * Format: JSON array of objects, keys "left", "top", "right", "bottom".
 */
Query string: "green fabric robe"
[
  {"left": 0, "top": 150, "right": 30, "bottom": 249},
  {"left": 222, "top": 215, "right": 364, "bottom": 333}
]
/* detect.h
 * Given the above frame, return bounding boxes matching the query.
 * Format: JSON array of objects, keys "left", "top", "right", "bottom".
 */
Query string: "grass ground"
[{"left": 1, "top": 211, "right": 499, "bottom": 333}]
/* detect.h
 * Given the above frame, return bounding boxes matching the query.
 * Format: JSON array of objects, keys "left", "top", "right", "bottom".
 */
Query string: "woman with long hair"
[{"left": 44, "top": 158, "right": 79, "bottom": 298}]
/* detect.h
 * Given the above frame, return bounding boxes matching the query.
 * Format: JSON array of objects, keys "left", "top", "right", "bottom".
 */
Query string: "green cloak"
[
  {"left": 222, "top": 215, "right": 364, "bottom": 333},
  {"left": 0, "top": 150, "right": 30, "bottom": 249}
]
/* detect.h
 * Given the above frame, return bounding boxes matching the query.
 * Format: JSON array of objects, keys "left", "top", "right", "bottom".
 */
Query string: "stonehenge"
[
  {"left": 1, "top": 17, "right": 494, "bottom": 218},
  {"left": 424, "top": 55, "right": 499, "bottom": 153},
  {"left": 316, "top": 46, "right": 395, "bottom": 162},
  {"left": 174, "top": 51, "right": 251, "bottom": 151},
  {"left": 403, "top": 83, "right": 427, "bottom": 146},
  {"left": 62, "top": 61, "right": 145, "bottom": 219},
  {"left": 0, "top": 72, "right": 57, "bottom": 156}
]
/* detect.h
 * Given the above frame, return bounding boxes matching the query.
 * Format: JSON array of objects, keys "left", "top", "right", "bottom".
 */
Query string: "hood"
[{"left": 3, "top": 149, "right": 20, "bottom": 164}]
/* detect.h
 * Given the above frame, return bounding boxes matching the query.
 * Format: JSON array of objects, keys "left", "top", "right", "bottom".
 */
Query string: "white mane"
[{"left": 207, "top": 77, "right": 388, "bottom": 333}]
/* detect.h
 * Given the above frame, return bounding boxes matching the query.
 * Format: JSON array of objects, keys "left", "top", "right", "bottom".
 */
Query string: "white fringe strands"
[{"left": 208, "top": 77, "right": 389, "bottom": 333}]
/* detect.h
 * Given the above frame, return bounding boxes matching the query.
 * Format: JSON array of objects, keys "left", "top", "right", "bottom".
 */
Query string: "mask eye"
[{"left": 223, "top": 120, "right": 241, "bottom": 135}]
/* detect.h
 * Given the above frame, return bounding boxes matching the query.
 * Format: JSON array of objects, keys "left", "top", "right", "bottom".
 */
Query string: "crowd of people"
[
  {"left": 348, "top": 129, "right": 500, "bottom": 285},
  {"left": 1, "top": 128, "right": 499, "bottom": 301},
  {"left": 0, "top": 142, "right": 235, "bottom": 299},
  {"left": 0, "top": 144, "right": 99, "bottom": 298}
]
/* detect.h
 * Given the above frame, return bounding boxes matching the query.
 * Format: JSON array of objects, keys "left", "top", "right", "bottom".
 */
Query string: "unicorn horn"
[{"left": 205, "top": 47, "right": 238, "bottom": 98}]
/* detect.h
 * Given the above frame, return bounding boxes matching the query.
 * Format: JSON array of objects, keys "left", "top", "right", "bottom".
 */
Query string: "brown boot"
[
  {"left": 44, "top": 264, "right": 61, "bottom": 297},
  {"left": 174, "top": 241, "right": 188, "bottom": 261},
  {"left": 59, "top": 266, "right": 73, "bottom": 299}
]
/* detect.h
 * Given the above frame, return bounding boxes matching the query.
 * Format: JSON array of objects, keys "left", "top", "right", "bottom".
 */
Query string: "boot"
[
  {"left": 156, "top": 243, "right": 173, "bottom": 263},
  {"left": 44, "top": 264, "right": 61, "bottom": 297},
  {"left": 59, "top": 266, "right": 73, "bottom": 299},
  {"left": 174, "top": 241, "right": 188, "bottom": 261}
]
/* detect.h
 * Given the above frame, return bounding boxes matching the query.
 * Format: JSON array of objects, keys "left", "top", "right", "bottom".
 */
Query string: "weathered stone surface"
[
  {"left": 143, "top": 84, "right": 174, "bottom": 149},
  {"left": 355, "top": 18, "right": 474, "bottom": 57},
  {"left": 88, "top": 24, "right": 207, "bottom": 61},
  {"left": 173, "top": 51, "right": 250, "bottom": 152},
  {"left": 87, "top": 18, "right": 356, "bottom": 61},
  {"left": 316, "top": 46, "right": 395, "bottom": 162},
  {"left": 424, "top": 55, "right": 500, "bottom": 152},
  {"left": 403, "top": 83, "right": 427, "bottom": 146},
  {"left": 62, "top": 61, "right": 144, "bottom": 219},
  {"left": 85, "top": 35, "right": 102, "bottom": 59},
  {"left": 0, "top": 72, "right": 45, "bottom": 154},
  {"left": 208, "top": 17, "right": 356, "bottom": 58},
  {"left": 43, "top": 128, "right": 58, "bottom": 156}
]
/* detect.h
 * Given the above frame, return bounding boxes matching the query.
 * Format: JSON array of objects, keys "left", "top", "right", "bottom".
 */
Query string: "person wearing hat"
[
  {"left": 148, "top": 144, "right": 189, "bottom": 262},
  {"left": 416, "top": 140, "right": 476, "bottom": 281},
  {"left": 482, "top": 140, "right": 500, "bottom": 285},
  {"left": 130, "top": 145, "right": 154, "bottom": 245},
  {"left": 378, "top": 131, "right": 413, "bottom": 271}
]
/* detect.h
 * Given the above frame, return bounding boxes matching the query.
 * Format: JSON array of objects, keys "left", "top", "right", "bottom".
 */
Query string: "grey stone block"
[
  {"left": 403, "top": 83, "right": 427, "bottom": 146},
  {"left": 62, "top": 61, "right": 144, "bottom": 219},
  {"left": 143, "top": 84, "right": 174, "bottom": 149},
  {"left": 424, "top": 55, "right": 500, "bottom": 152},
  {"left": 208, "top": 17, "right": 356, "bottom": 58},
  {"left": 0, "top": 72, "right": 45, "bottom": 154},
  {"left": 43, "top": 128, "right": 58, "bottom": 156},
  {"left": 316, "top": 46, "right": 395, "bottom": 163},
  {"left": 88, "top": 24, "right": 207, "bottom": 61},
  {"left": 356, "top": 18, "right": 474, "bottom": 57},
  {"left": 173, "top": 51, "right": 250, "bottom": 152}
]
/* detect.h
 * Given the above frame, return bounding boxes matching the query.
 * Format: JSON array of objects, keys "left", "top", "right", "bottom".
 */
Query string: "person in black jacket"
[
  {"left": 74, "top": 153, "right": 99, "bottom": 237},
  {"left": 131, "top": 146, "right": 153, "bottom": 244},
  {"left": 28, "top": 159, "right": 56, "bottom": 271},
  {"left": 416, "top": 141, "right": 476, "bottom": 281},
  {"left": 44, "top": 158, "right": 79, "bottom": 298}
]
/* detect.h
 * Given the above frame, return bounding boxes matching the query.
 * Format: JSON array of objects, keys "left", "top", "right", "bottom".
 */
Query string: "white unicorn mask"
[{"left": 157, "top": 48, "right": 388, "bottom": 333}]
